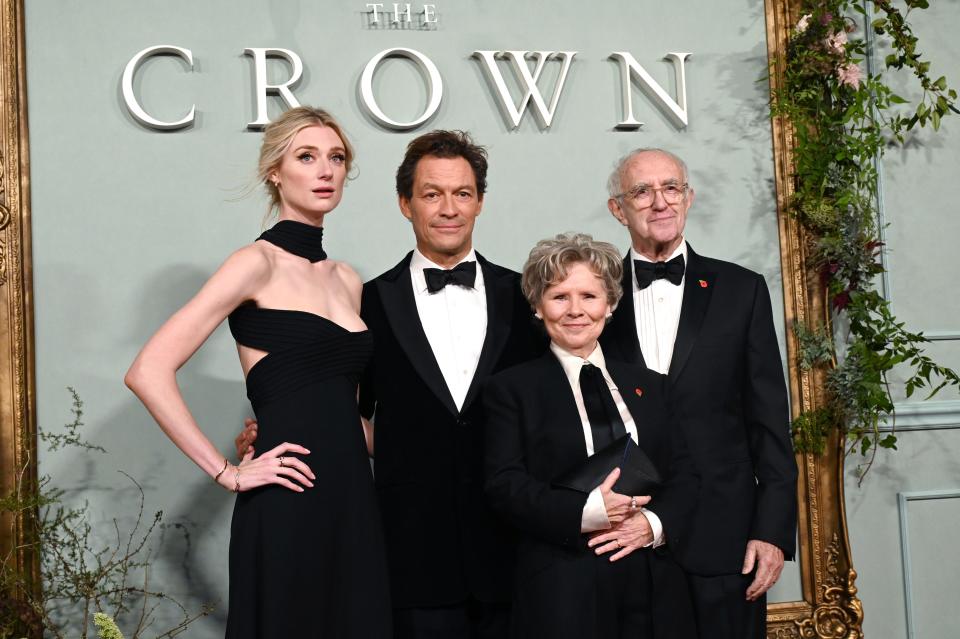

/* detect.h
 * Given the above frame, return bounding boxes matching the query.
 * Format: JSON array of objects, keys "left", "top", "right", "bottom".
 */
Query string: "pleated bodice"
[{"left": 228, "top": 304, "right": 372, "bottom": 408}]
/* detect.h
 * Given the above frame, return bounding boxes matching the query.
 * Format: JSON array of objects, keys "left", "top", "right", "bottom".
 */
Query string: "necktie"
[
  {"left": 579, "top": 363, "right": 627, "bottom": 452},
  {"left": 423, "top": 261, "right": 477, "bottom": 293},
  {"left": 634, "top": 254, "right": 685, "bottom": 290}
]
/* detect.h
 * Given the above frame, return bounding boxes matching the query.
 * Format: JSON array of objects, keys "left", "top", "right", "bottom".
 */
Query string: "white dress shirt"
[
  {"left": 409, "top": 249, "right": 487, "bottom": 411},
  {"left": 631, "top": 240, "right": 687, "bottom": 375},
  {"left": 549, "top": 343, "right": 663, "bottom": 546}
]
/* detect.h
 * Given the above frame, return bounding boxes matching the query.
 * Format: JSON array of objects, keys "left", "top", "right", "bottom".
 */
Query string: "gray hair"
[
  {"left": 606, "top": 148, "right": 690, "bottom": 200},
  {"left": 521, "top": 233, "right": 623, "bottom": 310}
]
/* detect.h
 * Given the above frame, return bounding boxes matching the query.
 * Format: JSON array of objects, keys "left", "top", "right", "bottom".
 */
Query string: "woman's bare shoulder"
[
  {"left": 222, "top": 241, "right": 273, "bottom": 276},
  {"left": 196, "top": 242, "right": 274, "bottom": 305},
  {"left": 329, "top": 260, "right": 363, "bottom": 290}
]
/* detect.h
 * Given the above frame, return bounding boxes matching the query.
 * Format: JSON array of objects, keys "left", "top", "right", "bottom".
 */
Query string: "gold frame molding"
[
  {"left": 764, "top": 0, "right": 864, "bottom": 636},
  {"left": 0, "top": 0, "right": 40, "bottom": 616},
  {"left": 0, "top": 0, "right": 863, "bottom": 636}
]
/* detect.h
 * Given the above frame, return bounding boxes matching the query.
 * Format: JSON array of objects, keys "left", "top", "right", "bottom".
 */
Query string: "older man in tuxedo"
[{"left": 599, "top": 148, "right": 798, "bottom": 638}]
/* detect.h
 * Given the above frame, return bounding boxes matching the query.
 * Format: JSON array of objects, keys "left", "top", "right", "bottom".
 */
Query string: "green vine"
[{"left": 771, "top": 0, "right": 960, "bottom": 481}]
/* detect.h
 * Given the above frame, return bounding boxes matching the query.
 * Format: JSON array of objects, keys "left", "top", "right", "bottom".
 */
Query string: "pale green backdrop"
[{"left": 27, "top": 0, "right": 822, "bottom": 635}]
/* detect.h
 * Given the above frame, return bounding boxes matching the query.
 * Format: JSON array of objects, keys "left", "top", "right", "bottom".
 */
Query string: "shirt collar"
[
  {"left": 630, "top": 238, "right": 686, "bottom": 264},
  {"left": 631, "top": 239, "right": 687, "bottom": 292},
  {"left": 550, "top": 342, "right": 610, "bottom": 387},
  {"left": 410, "top": 248, "right": 481, "bottom": 293}
]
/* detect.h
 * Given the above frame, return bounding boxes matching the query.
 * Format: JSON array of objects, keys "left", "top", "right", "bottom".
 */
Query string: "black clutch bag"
[{"left": 552, "top": 435, "right": 662, "bottom": 496}]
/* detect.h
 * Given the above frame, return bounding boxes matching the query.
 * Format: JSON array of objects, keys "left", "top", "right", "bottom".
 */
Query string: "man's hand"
[
  {"left": 587, "top": 509, "right": 654, "bottom": 562},
  {"left": 742, "top": 539, "right": 784, "bottom": 601},
  {"left": 235, "top": 418, "right": 259, "bottom": 460}
]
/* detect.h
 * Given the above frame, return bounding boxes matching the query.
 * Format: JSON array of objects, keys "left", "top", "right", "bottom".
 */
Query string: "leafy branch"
[
  {"left": 1, "top": 389, "right": 211, "bottom": 638},
  {"left": 771, "top": 0, "right": 959, "bottom": 481}
]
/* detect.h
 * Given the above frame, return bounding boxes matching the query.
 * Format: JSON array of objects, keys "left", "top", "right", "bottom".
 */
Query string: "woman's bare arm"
[{"left": 125, "top": 245, "right": 314, "bottom": 492}]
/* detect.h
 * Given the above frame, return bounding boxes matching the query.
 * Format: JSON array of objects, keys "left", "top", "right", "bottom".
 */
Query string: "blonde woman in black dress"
[{"left": 126, "top": 106, "right": 391, "bottom": 638}]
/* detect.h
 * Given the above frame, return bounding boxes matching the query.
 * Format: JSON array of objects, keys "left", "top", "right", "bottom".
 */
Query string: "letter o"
[{"left": 359, "top": 48, "right": 443, "bottom": 131}]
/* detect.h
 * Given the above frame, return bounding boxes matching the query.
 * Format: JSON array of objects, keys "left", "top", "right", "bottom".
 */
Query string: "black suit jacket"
[
  {"left": 600, "top": 244, "right": 797, "bottom": 576},
  {"left": 359, "top": 251, "right": 543, "bottom": 608},
  {"left": 483, "top": 352, "right": 699, "bottom": 638}
]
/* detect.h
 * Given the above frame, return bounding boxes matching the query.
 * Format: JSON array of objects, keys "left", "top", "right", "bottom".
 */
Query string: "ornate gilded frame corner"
[
  {"left": 0, "top": 0, "right": 40, "bottom": 613},
  {"left": 764, "top": 0, "right": 863, "bottom": 637}
]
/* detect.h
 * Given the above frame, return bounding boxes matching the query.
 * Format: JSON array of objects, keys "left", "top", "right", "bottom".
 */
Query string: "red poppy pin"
[
  {"left": 698, "top": 279, "right": 708, "bottom": 288},
  {"left": 634, "top": 387, "right": 643, "bottom": 398}
]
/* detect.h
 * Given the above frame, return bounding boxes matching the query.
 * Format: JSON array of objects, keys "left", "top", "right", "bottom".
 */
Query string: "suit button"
[{"left": 458, "top": 418, "right": 470, "bottom": 427}]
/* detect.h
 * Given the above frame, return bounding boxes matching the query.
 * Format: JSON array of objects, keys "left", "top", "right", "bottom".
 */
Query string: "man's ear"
[
  {"left": 607, "top": 198, "right": 627, "bottom": 226},
  {"left": 399, "top": 195, "right": 413, "bottom": 221}
]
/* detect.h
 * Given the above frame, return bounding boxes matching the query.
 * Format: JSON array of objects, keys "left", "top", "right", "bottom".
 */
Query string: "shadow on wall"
[
  {"left": 700, "top": 40, "right": 782, "bottom": 284},
  {"left": 50, "top": 263, "right": 256, "bottom": 628}
]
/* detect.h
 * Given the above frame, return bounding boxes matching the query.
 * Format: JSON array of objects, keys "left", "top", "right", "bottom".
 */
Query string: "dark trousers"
[
  {"left": 393, "top": 599, "right": 510, "bottom": 639},
  {"left": 687, "top": 572, "right": 766, "bottom": 639},
  {"left": 509, "top": 549, "right": 658, "bottom": 639},
  {"left": 595, "top": 550, "right": 653, "bottom": 639}
]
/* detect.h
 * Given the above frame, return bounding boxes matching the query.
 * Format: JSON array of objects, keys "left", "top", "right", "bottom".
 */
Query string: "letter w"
[{"left": 473, "top": 51, "right": 577, "bottom": 129}]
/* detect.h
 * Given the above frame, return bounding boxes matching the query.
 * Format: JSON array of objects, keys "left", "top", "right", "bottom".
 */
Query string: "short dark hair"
[{"left": 395, "top": 130, "right": 488, "bottom": 200}]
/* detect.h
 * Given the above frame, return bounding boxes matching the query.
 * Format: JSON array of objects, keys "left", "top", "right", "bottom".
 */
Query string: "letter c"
[{"left": 121, "top": 45, "right": 196, "bottom": 131}]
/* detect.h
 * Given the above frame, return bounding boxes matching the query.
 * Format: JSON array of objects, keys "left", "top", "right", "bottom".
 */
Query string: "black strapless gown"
[{"left": 225, "top": 305, "right": 391, "bottom": 638}]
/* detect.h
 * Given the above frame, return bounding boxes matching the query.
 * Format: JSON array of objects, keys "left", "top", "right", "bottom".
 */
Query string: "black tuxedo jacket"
[
  {"left": 601, "top": 245, "right": 797, "bottom": 576},
  {"left": 359, "top": 251, "right": 543, "bottom": 608},
  {"left": 483, "top": 352, "right": 699, "bottom": 638}
]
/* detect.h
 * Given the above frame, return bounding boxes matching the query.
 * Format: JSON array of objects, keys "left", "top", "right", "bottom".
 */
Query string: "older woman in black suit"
[{"left": 483, "top": 233, "right": 698, "bottom": 639}]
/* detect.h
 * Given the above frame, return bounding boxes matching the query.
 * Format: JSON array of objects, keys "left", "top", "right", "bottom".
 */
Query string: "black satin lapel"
[
  {"left": 607, "top": 360, "right": 654, "bottom": 449},
  {"left": 669, "top": 256, "right": 715, "bottom": 383},
  {"left": 376, "top": 268, "right": 459, "bottom": 416},
  {"left": 541, "top": 354, "right": 592, "bottom": 464},
  {"left": 605, "top": 254, "right": 645, "bottom": 367},
  {"left": 461, "top": 261, "right": 514, "bottom": 411}
]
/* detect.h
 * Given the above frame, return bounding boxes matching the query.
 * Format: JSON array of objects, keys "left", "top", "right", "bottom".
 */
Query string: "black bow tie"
[
  {"left": 634, "top": 254, "right": 685, "bottom": 290},
  {"left": 424, "top": 261, "right": 477, "bottom": 293}
]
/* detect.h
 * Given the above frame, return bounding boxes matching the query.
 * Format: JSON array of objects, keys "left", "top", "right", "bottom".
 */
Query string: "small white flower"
[{"left": 796, "top": 14, "right": 812, "bottom": 34}]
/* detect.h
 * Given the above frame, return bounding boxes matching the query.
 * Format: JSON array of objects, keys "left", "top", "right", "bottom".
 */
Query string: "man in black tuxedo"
[
  {"left": 599, "top": 148, "right": 798, "bottom": 638},
  {"left": 357, "top": 130, "right": 541, "bottom": 639}
]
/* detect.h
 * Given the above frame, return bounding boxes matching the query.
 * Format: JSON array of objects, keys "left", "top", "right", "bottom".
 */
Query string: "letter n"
[{"left": 609, "top": 52, "right": 692, "bottom": 130}]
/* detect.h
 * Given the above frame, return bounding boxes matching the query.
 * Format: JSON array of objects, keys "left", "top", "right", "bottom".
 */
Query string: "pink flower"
[
  {"left": 837, "top": 63, "right": 863, "bottom": 89},
  {"left": 825, "top": 31, "right": 848, "bottom": 55},
  {"left": 796, "top": 14, "right": 812, "bottom": 33}
]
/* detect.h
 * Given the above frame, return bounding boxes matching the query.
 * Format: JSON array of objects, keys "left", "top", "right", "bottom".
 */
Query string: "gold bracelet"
[
  {"left": 234, "top": 466, "right": 241, "bottom": 493},
  {"left": 213, "top": 458, "right": 229, "bottom": 484}
]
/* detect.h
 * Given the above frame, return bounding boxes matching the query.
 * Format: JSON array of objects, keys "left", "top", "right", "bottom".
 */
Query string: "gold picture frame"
[
  {"left": 0, "top": 0, "right": 863, "bottom": 636},
  {"left": 0, "top": 0, "right": 40, "bottom": 617}
]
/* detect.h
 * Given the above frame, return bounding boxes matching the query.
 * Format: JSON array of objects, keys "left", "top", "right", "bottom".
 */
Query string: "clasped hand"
[{"left": 587, "top": 467, "right": 653, "bottom": 561}]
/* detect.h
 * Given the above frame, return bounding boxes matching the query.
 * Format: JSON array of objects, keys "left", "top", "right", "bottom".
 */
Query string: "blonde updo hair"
[
  {"left": 256, "top": 106, "right": 355, "bottom": 214},
  {"left": 521, "top": 233, "right": 624, "bottom": 311}
]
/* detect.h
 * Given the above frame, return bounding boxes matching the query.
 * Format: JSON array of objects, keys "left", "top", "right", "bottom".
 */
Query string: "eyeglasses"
[{"left": 615, "top": 182, "right": 689, "bottom": 206}]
